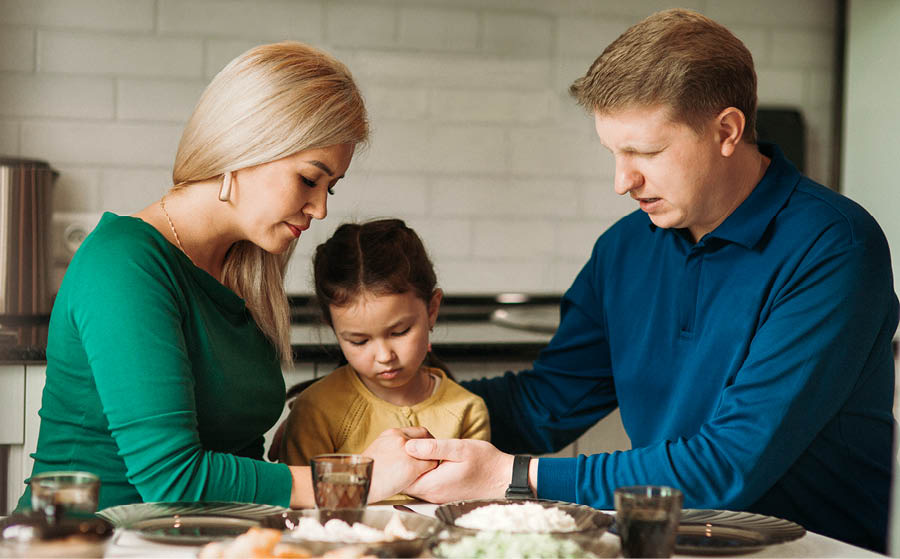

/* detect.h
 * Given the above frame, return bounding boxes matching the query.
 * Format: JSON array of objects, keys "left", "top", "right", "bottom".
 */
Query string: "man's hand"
[
  {"left": 403, "top": 438, "right": 516, "bottom": 503},
  {"left": 362, "top": 427, "right": 437, "bottom": 503}
]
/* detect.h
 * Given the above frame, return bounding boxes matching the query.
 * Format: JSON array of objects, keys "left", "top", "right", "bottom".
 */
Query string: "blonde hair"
[
  {"left": 172, "top": 41, "right": 369, "bottom": 364},
  {"left": 570, "top": 9, "right": 757, "bottom": 142}
]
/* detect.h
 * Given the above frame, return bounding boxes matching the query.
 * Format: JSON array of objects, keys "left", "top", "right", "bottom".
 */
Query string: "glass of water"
[
  {"left": 310, "top": 454, "right": 373, "bottom": 523},
  {"left": 30, "top": 471, "right": 100, "bottom": 518}
]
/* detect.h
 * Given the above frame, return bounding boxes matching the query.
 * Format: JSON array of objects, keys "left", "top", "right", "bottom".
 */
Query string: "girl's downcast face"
[{"left": 329, "top": 289, "right": 441, "bottom": 406}]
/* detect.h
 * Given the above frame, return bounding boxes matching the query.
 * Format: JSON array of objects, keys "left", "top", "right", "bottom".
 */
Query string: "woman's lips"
[{"left": 286, "top": 223, "right": 302, "bottom": 238}]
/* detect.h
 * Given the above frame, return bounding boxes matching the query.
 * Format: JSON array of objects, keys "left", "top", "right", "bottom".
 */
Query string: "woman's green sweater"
[{"left": 16, "top": 213, "right": 292, "bottom": 511}]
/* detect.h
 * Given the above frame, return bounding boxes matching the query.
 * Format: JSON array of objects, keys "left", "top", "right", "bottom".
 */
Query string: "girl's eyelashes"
[
  {"left": 327, "top": 185, "right": 335, "bottom": 195},
  {"left": 391, "top": 327, "right": 411, "bottom": 337},
  {"left": 348, "top": 338, "right": 367, "bottom": 346}
]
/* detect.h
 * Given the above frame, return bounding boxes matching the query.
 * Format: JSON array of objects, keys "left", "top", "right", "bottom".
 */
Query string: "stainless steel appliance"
[{"left": 0, "top": 157, "right": 57, "bottom": 346}]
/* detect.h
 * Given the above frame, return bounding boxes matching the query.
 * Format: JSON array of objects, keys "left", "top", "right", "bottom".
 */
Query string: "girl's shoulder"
[
  {"left": 295, "top": 366, "right": 361, "bottom": 405},
  {"left": 422, "top": 367, "right": 486, "bottom": 407}
]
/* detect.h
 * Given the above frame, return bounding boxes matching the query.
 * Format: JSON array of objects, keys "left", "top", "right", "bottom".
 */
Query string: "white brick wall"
[{"left": 0, "top": 0, "right": 840, "bottom": 295}]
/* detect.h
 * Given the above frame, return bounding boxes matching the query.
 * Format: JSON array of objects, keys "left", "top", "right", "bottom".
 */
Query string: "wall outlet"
[{"left": 52, "top": 213, "right": 103, "bottom": 265}]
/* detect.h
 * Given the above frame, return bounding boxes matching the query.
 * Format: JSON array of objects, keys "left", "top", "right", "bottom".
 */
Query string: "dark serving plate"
[{"left": 434, "top": 498, "right": 613, "bottom": 537}]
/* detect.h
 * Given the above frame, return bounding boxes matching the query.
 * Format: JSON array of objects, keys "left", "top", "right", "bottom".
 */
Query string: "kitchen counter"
[
  {"left": 292, "top": 319, "right": 553, "bottom": 362},
  {"left": 0, "top": 295, "right": 560, "bottom": 365}
]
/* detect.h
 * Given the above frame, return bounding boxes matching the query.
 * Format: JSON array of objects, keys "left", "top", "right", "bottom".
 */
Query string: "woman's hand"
[
  {"left": 363, "top": 426, "right": 437, "bottom": 503},
  {"left": 403, "top": 438, "right": 517, "bottom": 503}
]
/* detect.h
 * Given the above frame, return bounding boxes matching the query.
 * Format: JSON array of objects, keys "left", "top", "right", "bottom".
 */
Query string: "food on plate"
[
  {"left": 198, "top": 513, "right": 420, "bottom": 559},
  {"left": 198, "top": 527, "right": 307, "bottom": 558},
  {"left": 453, "top": 503, "right": 578, "bottom": 533},
  {"left": 197, "top": 526, "right": 378, "bottom": 559},
  {"left": 433, "top": 531, "right": 596, "bottom": 558},
  {"left": 288, "top": 513, "right": 417, "bottom": 543}
]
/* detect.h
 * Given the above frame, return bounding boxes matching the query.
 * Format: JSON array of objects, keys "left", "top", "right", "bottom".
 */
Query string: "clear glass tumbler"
[
  {"left": 614, "top": 485, "right": 683, "bottom": 558},
  {"left": 30, "top": 471, "right": 100, "bottom": 518},
  {"left": 310, "top": 454, "right": 373, "bottom": 524}
]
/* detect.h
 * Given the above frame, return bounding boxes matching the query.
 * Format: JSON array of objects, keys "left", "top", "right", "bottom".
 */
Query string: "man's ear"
[
  {"left": 428, "top": 288, "right": 443, "bottom": 329},
  {"left": 716, "top": 107, "right": 746, "bottom": 157}
]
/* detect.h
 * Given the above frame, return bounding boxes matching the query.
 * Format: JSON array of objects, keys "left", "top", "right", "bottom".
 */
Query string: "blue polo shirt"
[{"left": 464, "top": 144, "right": 898, "bottom": 552}]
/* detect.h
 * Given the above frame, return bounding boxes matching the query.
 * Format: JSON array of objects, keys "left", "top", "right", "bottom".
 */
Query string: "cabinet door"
[
  {"left": 0, "top": 365, "right": 25, "bottom": 444},
  {"left": 21, "top": 365, "right": 46, "bottom": 487}
]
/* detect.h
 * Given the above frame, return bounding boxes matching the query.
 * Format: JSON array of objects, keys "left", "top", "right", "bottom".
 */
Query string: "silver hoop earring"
[{"left": 218, "top": 171, "right": 232, "bottom": 202}]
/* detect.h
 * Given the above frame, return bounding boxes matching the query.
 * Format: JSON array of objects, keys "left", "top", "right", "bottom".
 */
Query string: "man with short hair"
[{"left": 405, "top": 9, "right": 898, "bottom": 552}]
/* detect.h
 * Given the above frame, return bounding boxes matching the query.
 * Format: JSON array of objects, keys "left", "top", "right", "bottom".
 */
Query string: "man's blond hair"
[{"left": 570, "top": 9, "right": 757, "bottom": 142}]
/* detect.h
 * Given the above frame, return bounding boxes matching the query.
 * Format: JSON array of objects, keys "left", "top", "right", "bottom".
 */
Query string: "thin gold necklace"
[{"left": 159, "top": 194, "right": 189, "bottom": 260}]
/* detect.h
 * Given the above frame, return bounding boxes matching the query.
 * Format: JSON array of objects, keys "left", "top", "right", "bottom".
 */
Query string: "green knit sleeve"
[{"left": 68, "top": 224, "right": 292, "bottom": 506}]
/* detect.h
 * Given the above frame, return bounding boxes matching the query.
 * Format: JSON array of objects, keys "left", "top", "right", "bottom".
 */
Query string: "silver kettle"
[{"left": 0, "top": 157, "right": 58, "bottom": 345}]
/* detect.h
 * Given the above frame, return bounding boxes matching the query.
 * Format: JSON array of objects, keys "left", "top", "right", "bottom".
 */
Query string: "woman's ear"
[{"left": 428, "top": 288, "right": 443, "bottom": 329}]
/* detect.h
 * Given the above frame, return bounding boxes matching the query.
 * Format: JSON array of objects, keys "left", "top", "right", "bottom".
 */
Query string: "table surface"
[{"left": 101, "top": 503, "right": 884, "bottom": 558}]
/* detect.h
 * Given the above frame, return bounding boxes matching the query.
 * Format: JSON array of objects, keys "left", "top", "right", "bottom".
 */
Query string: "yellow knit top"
[{"left": 278, "top": 365, "right": 490, "bottom": 470}]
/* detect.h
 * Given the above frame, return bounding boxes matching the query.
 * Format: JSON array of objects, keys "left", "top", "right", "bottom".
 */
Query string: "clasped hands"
[{"left": 363, "top": 427, "right": 517, "bottom": 504}]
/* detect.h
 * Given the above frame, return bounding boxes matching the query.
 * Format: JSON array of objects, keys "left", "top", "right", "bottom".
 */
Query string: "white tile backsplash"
[
  {"left": 326, "top": 3, "right": 396, "bottom": 48},
  {"left": 704, "top": 0, "right": 836, "bottom": 28},
  {"left": 158, "top": 0, "right": 322, "bottom": 41},
  {"left": 21, "top": 121, "right": 182, "bottom": 166},
  {"left": 116, "top": 78, "right": 206, "bottom": 122},
  {"left": 398, "top": 7, "right": 479, "bottom": 52},
  {"left": 0, "top": 0, "right": 839, "bottom": 295},
  {"left": 0, "top": 120, "right": 19, "bottom": 155},
  {"left": 0, "top": 0, "right": 155, "bottom": 31},
  {"left": 0, "top": 26, "right": 34, "bottom": 72},
  {"left": 38, "top": 31, "right": 204, "bottom": 77},
  {"left": 482, "top": 12, "right": 554, "bottom": 56},
  {"left": 556, "top": 17, "right": 631, "bottom": 57},
  {"left": 0, "top": 74, "right": 114, "bottom": 119}
]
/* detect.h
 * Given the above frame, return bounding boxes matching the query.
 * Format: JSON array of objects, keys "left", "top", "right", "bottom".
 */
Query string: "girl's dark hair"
[
  {"left": 310, "top": 218, "right": 452, "bottom": 380},
  {"left": 314, "top": 218, "right": 436, "bottom": 324}
]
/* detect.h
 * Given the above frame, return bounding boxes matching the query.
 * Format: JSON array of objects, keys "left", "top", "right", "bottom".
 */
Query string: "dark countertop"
[{"left": 0, "top": 294, "right": 561, "bottom": 365}]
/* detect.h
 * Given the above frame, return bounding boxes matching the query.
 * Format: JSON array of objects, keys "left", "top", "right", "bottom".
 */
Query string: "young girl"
[{"left": 278, "top": 219, "right": 490, "bottom": 479}]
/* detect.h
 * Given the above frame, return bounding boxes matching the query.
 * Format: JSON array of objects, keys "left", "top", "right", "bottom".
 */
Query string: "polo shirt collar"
[
  {"left": 704, "top": 142, "right": 800, "bottom": 249},
  {"left": 649, "top": 142, "right": 801, "bottom": 249}
]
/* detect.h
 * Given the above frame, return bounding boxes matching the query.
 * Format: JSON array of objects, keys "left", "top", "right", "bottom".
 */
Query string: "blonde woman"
[{"left": 16, "top": 42, "right": 434, "bottom": 511}]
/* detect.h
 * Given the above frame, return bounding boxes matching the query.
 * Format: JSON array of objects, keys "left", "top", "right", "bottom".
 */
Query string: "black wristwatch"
[{"left": 505, "top": 455, "right": 534, "bottom": 499}]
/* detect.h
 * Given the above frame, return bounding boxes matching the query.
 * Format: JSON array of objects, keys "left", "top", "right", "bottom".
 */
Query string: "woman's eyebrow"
[{"left": 307, "top": 160, "right": 344, "bottom": 179}]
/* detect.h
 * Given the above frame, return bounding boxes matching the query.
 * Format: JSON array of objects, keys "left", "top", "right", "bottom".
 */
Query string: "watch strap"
[{"left": 505, "top": 455, "right": 533, "bottom": 499}]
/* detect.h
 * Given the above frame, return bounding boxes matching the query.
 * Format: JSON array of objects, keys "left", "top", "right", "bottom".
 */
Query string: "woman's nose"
[
  {"left": 614, "top": 161, "right": 644, "bottom": 195},
  {"left": 304, "top": 187, "right": 328, "bottom": 220}
]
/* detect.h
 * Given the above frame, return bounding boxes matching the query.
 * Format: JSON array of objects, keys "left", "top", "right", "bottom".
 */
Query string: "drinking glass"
[
  {"left": 310, "top": 454, "right": 373, "bottom": 523},
  {"left": 30, "top": 471, "right": 100, "bottom": 519},
  {"left": 614, "top": 485, "right": 683, "bottom": 558}
]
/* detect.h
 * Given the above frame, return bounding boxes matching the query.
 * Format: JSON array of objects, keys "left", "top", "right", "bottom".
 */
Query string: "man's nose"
[{"left": 614, "top": 161, "right": 643, "bottom": 195}]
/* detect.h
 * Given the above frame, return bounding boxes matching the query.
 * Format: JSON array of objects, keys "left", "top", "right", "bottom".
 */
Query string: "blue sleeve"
[
  {"left": 462, "top": 242, "right": 618, "bottom": 454},
  {"left": 537, "top": 222, "right": 898, "bottom": 509}
]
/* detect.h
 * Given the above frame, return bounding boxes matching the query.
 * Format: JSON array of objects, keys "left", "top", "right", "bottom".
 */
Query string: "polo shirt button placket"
[{"left": 679, "top": 246, "right": 705, "bottom": 337}]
